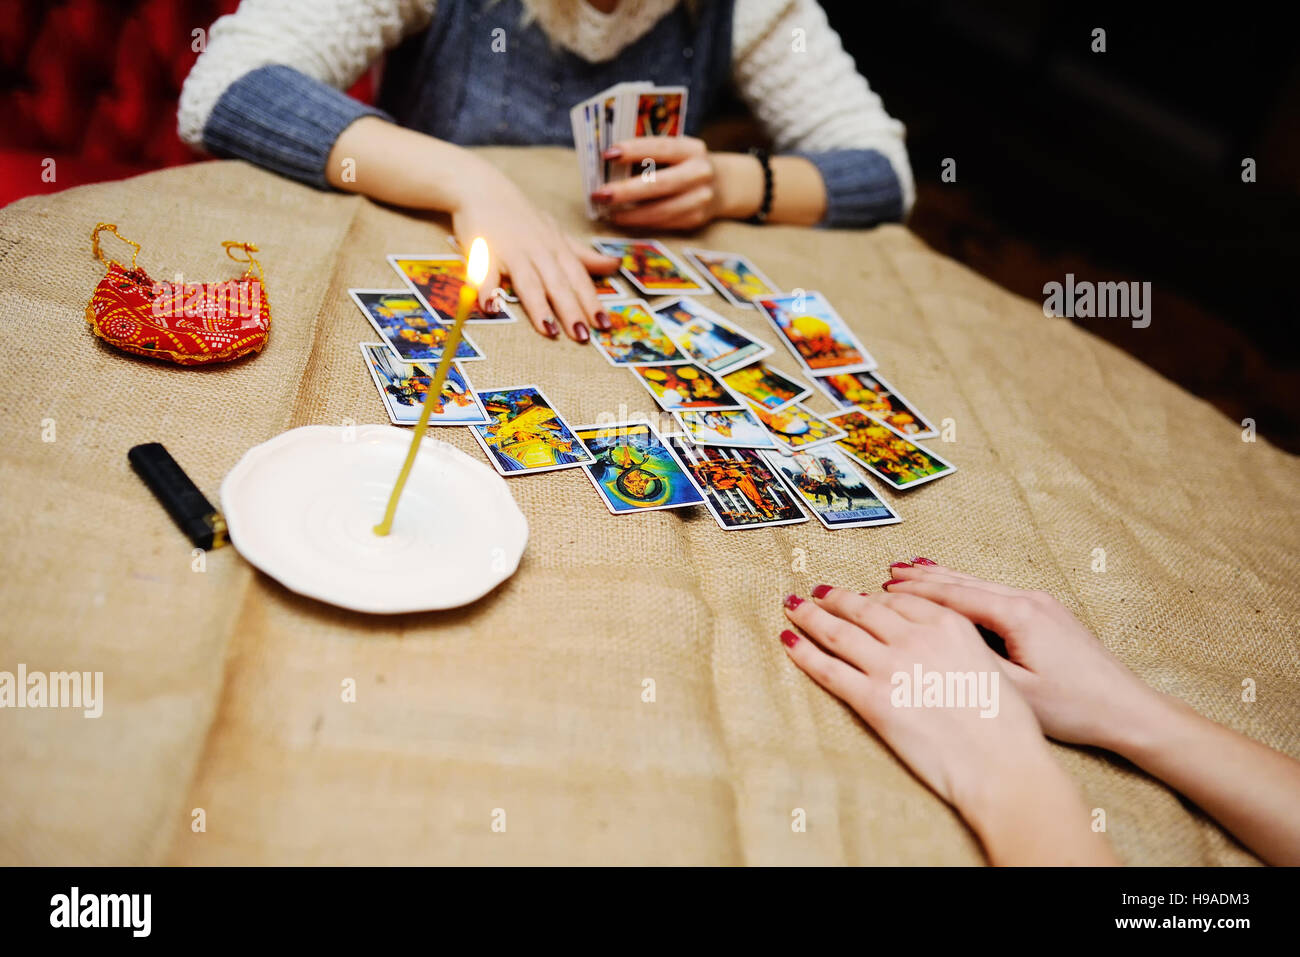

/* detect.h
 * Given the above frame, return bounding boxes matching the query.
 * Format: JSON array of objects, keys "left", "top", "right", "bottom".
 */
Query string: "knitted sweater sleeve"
[
  {"left": 731, "top": 0, "right": 915, "bottom": 227},
  {"left": 177, "top": 0, "right": 435, "bottom": 187}
]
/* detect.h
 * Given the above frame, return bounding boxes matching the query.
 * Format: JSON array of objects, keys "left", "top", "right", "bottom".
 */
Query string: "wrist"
[
  {"left": 1105, "top": 688, "right": 1200, "bottom": 764},
  {"left": 952, "top": 738, "right": 1061, "bottom": 835},
  {"left": 439, "top": 147, "right": 500, "bottom": 214},
  {"left": 958, "top": 744, "right": 1115, "bottom": 865},
  {"left": 713, "top": 152, "right": 764, "bottom": 221}
]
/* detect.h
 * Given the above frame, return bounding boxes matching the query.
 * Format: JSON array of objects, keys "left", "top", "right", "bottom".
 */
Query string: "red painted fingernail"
[
  {"left": 602, "top": 148, "right": 622, "bottom": 160},
  {"left": 780, "top": 630, "right": 799, "bottom": 648},
  {"left": 783, "top": 594, "right": 803, "bottom": 610},
  {"left": 890, "top": 561, "right": 912, "bottom": 569},
  {"left": 592, "top": 189, "right": 613, "bottom": 201},
  {"left": 811, "top": 584, "right": 832, "bottom": 599},
  {"left": 574, "top": 322, "right": 590, "bottom": 343},
  {"left": 542, "top": 318, "right": 559, "bottom": 338},
  {"left": 913, "top": 557, "right": 937, "bottom": 566},
  {"left": 595, "top": 310, "right": 611, "bottom": 330},
  {"left": 883, "top": 579, "right": 903, "bottom": 589}
]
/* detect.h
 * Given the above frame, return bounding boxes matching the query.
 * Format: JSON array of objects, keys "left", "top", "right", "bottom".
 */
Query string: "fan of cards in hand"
[{"left": 570, "top": 82, "right": 688, "bottom": 220}]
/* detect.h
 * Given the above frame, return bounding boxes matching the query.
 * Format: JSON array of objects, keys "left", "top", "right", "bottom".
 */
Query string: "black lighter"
[{"left": 127, "top": 442, "right": 228, "bottom": 550}]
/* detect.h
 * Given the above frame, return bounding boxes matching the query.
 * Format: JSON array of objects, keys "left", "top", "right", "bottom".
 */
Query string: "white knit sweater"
[{"left": 179, "top": 0, "right": 914, "bottom": 215}]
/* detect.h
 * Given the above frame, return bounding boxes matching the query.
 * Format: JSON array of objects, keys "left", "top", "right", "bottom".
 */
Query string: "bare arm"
[
  {"left": 327, "top": 117, "right": 618, "bottom": 342},
  {"left": 888, "top": 560, "right": 1300, "bottom": 865},
  {"left": 1114, "top": 693, "right": 1300, "bottom": 865}
]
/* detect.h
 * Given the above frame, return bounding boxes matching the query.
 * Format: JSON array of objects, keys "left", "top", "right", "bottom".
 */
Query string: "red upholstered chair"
[{"left": 0, "top": 0, "right": 373, "bottom": 207}]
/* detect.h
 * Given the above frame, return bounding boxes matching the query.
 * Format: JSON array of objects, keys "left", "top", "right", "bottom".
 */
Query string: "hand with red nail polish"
[
  {"left": 881, "top": 561, "right": 1300, "bottom": 865},
  {"left": 447, "top": 158, "right": 619, "bottom": 342},
  {"left": 881, "top": 560, "right": 1158, "bottom": 750},
  {"left": 778, "top": 583, "right": 1117, "bottom": 865}
]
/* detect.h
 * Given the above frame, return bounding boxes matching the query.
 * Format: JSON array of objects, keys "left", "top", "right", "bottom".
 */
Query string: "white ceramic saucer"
[{"left": 220, "top": 425, "right": 528, "bottom": 613}]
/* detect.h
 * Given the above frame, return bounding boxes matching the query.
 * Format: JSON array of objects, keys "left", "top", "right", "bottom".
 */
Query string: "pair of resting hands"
[{"left": 780, "top": 560, "right": 1300, "bottom": 866}]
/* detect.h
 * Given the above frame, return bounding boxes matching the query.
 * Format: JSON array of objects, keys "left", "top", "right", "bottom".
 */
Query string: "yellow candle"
[{"left": 373, "top": 238, "right": 489, "bottom": 536}]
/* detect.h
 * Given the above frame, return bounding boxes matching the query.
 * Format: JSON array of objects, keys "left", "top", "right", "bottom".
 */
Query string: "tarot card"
[
  {"left": 668, "top": 438, "right": 807, "bottom": 531},
  {"left": 747, "top": 401, "right": 846, "bottom": 452},
  {"left": 591, "top": 238, "right": 707, "bottom": 296},
  {"left": 756, "top": 291, "right": 876, "bottom": 376},
  {"left": 590, "top": 298, "right": 683, "bottom": 365},
  {"left": 605, "top": 81, "right": 651, "bottom": 185},
  {"left": 592, "top": 274, "right": 629, "bottom": 298},
  {"left": 570, "top": 98, "right": 600, "bottom": 219},
  {"left": 812, "top": 370, "right": 938, "bottom": 439},
  {"left": 388, "top": 254, "right": 517, "bottom": 323},
  {"left": 682, "top": 248, "right": 781, "bottom": 308},
  {"left": 471, "top": 385, "right": 594, "bottom": 476},
  {"left": 634, "top": 86, "right": 688, "bottom": 137},
  {"left": 631, "top": 362, "right": 740, "bottom": 412},
  {"left": 762, "top": 446, "right": 901, "bottom": 529},
  {"left": 652, "top": 297, "right": 772, "bottom": 375},
  {"left": 573, "top": 421, "right": 705, "bottom": 514},
  {"left": 672, "top": 408, "right": 777, "bottom": 450},
  {"left": 827, "top": 409, "right": 956, "bottom": 490},
  {"left": 359, "top": 343, "right": 488, "bottom": 427},
  {"left": 348, "top": 289, "right": 484, "bottom": 364},
  {"left": 721, "top": 363, "right": 811, "bottom": 412}
]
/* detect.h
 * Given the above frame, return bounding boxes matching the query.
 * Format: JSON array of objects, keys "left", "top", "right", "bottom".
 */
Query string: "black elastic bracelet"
[{"left": 746, "top": 147, "right": 773, "bottom": 225}]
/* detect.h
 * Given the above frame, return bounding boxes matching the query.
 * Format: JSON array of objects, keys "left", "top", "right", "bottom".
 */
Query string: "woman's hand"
[
  {"left": 883, "top": 560, "right": 1166, "bottom": 752},
  {"left": 327, "top": 118, "right": 620, "bottom": 342},
  {"left": 594, "top": 137, "right": 757, "bottom": 230},
  {"left": 780, "top": 586, "right": 1117, "bottom": 864},
  {"left": 449, "top": 159, "right": 620, "bottom": 342},
  {"left": 884, "top": 560, "right": 1300, "bottom": 865}
]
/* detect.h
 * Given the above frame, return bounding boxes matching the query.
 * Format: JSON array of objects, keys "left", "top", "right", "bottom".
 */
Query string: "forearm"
[
  {"left": 713, "top": 152, "right": 827, "bottom": 227},
  {"left": 958, "top": 748, "right": 1120, "bottom": 866},
  {"left": 326, "top": 116, "right": 484, "bottom": 213},
  {"left": 1113, "top": 693, "right": 1300, "bottom": 865}
]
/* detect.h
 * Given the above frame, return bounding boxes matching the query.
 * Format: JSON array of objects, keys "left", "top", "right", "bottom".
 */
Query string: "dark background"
[{"left": 820, "top": 0, "right": 1300, "bottom": 449}]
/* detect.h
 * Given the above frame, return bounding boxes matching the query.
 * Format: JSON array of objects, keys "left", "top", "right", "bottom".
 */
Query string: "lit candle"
[{"left": 373, "top": 237, "right": 490, "bottom": 536}]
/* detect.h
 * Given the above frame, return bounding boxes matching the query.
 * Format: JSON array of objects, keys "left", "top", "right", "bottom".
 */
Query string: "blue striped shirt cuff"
[
  {"left": 202, "top": 64, "right": 389, "bottom": 190},
  {"left": 794, "top": 149, "right": 905, "bottom": 229}
]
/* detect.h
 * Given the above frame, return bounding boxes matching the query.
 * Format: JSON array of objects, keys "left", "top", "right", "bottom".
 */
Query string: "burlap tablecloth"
[{"left": 1, "top": 148, "right": 1297, "bottom": 865}]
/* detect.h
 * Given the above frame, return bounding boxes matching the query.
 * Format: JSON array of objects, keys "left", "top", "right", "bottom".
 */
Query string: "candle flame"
[{"left": 467, "top": 237, "right": 490, "bottom": 287}]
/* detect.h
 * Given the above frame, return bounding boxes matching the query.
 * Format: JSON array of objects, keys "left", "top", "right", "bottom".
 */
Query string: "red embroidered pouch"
[{"left": 86, "top": 223, "right": 271, "bottom": 366}]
